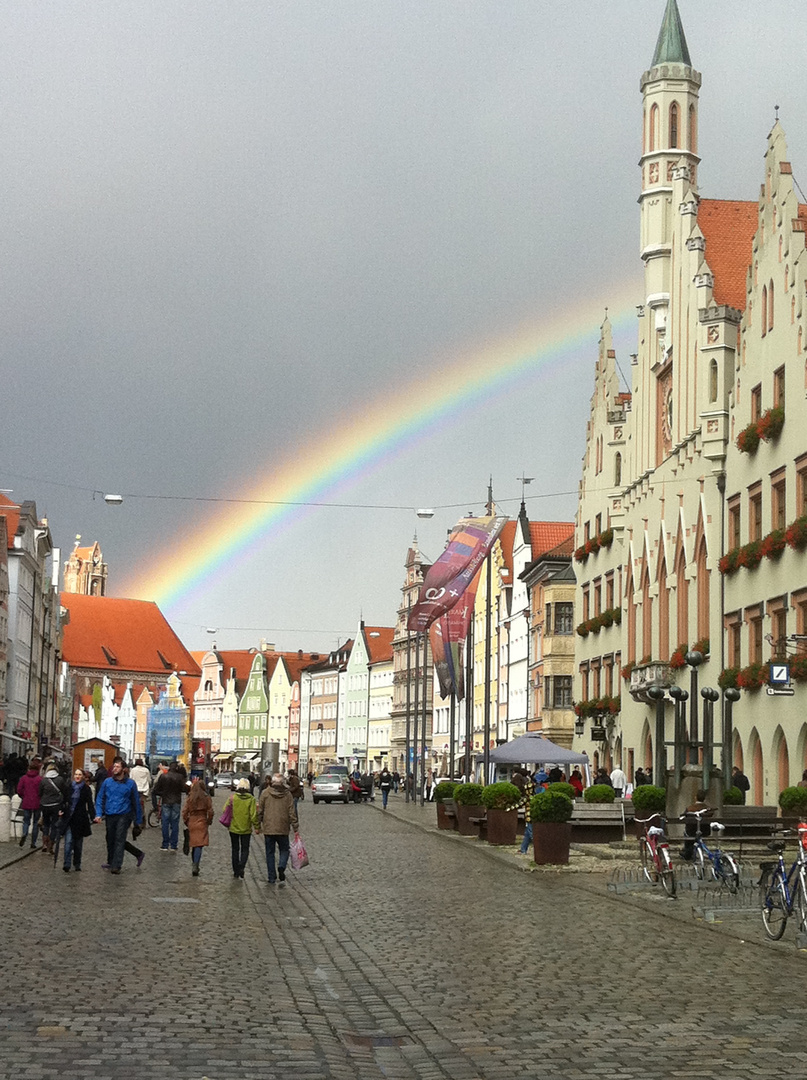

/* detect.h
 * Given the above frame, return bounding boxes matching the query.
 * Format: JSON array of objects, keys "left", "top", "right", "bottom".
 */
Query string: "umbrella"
[{"left": 488, "top": 734, "right": 589, "bottom": 766}]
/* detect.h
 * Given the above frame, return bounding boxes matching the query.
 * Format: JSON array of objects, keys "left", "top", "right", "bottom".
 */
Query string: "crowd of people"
[{"left": 1, "top": 753, "right": 303, "bottom": 883}]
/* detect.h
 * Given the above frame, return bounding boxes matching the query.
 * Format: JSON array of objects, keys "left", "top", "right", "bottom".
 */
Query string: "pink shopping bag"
[{"left": 290, "top": 832, "right": 309, "bottom": 870}]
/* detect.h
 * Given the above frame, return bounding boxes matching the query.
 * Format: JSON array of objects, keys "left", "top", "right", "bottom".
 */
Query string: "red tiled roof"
[
  {"left": 698, "top": 199, "right": 757, "bottom": 311},
  {"left": 544, "top": 536, "right": 575, "bottom": 558},
  {"left": 529, "top": 521, "right": 575, "bottom": 559},
  {"left": 364, "top": 626, "right": 394, "bottom": 664},
  {"left": 60, "top": 594, "right": 200, "bottom": 676},
  {"left": 0, "top": 494, "right": 21, "bottom": 550},
  {"left": 499, "top": 520, "right": 517, "bottom": 575}
]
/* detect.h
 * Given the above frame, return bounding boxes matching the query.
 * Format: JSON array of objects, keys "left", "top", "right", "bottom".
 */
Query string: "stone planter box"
[
  {"left": 436, "top": 799, "right": 457, "bottom": 830},
  {"left": 533, "top": 821, "right": 572, "bottom": 865},
  {"left": 456, "top": 804, "right": 485, "bottom": 836},
  {"left": 486, "top": 807, "right": 518, "bottom": 845}
]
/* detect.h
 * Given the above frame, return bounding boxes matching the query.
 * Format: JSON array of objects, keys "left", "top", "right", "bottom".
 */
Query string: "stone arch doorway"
[
  {"left": 773, "top": 726, "right": 790, "bottom": 794},
  {"left": 733, "top": 731, "right": 744, "bottom": 771}
]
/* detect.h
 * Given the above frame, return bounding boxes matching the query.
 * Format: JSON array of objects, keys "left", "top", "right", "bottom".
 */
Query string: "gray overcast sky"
[{"left": 2, "top": 2, "right": 806, "bottom": 653}]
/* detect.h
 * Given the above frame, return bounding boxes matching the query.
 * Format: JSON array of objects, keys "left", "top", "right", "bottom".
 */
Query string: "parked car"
[
  {"left": 215, "top": 771, "right": 234, "bottom": 789},
  {"left": 311, "top": 773, "right": 350, "bottom": 804}
]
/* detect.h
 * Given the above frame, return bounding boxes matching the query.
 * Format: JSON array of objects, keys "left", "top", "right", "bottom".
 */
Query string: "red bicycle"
[{"left": 637, "top": 812, "right": 676, "bottom": 897}]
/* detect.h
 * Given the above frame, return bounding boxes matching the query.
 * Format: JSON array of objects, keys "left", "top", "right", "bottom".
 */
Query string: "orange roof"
[
  {"left": 364, "top": 626, "right": 394, "bottom": 664},
  {"left": 499, "top": 520, "right": 517, "bottom": 575},
  {"left": 0, "top": 494, "right": 21, "bottom": 550},
  {"left": 529, "top": 521, "right": 575, "bottom": 559},
  {"left": 698, "top": 199, "right": 757, "bottom": 311},
  {"left": 60, "top": 594, "right": 200, "bottom": 677}
]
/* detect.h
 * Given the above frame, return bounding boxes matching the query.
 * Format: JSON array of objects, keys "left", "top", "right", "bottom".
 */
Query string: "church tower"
[{"left": 639, "top": 0, "right": 701, "bottom": 335}]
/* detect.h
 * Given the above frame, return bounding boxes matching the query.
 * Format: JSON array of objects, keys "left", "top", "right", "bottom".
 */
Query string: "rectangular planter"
[
  {"left": 486, "top": 807, "right": 518, "bottom": 845},
  {"left": 456, "top": 804, "right": 485, "bottom": 836},
  {"left": 533, "top": 821, "right": 572, "bottom": 865},
  {"left": 436, "top": 800, "right": 457, "bottom": 830}
]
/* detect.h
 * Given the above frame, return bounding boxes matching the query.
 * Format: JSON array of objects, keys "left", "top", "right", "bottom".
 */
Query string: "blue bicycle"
[
  {"left": 759, "top": 826, "right": 807, "bottom": 940},
  {"left": 681, "top": 808, "right": 740, "bottom": 893}
]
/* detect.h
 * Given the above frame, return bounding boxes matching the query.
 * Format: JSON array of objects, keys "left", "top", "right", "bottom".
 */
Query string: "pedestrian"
[
  {"left": 681, "top": 788, "right": 711, "bottom": 860},
  {"left": 153, "top": 760, "right": 186, "bottom": 851},
  {"left": 392, "top": 769, "right": 400, "bottom": 793},
  {"left": 518, "top": 773, "right": 536, "bottom": 855},
  {"left": 306, "top": 769, "right": 314, "bottom": 788},
  {"left": 634, "top": 767, "right": 648, "bottom": 787},
  {"left": 379, "top": 766, "right": 393, "bottom": 809},
  {"left": 256, "top": 772, "right": 299, "bottom": 886},
  {"left": 94, "top": 759, "right": 144, "bottom": 874},
  {"left": 569, "top": 768, "right": 585, "bottom": 797},
  {"left": 286, "top": 769, "right": 304, "bottom": 814},
  {"left": 547, "top": 766, "right": 563, "bottom": 784},
  {"left": 39, "top": 764, "right": 69, "bottom": 855},
  {"left": 16, "top": 758, "right": 43, "bottom": 849},
  {"left": 59, "top": 768, "right": 96, "bottom": 873},
  {"left": 798, "top": 770, "right": 807, "bottom": 791},
  {"left": 609, "top": 764, "right": 628, "bottom": 798},
  {"left": 226, "top": 777, "right": 258, "bottom": 879},
  {"left": 182, "top": 778, "right": 214, "bottom": 877},
  {"left": 93, "top": 761, "right": 109, "bottom": 799},
  {"left": 732, "top": 765, "right": 751, "bottom": 803},
  {"left": 425, "top": 769, "right": 434, "bottom": 801},
  {"left": 129, "top": 757, "right": 152, "bottom": 821}
]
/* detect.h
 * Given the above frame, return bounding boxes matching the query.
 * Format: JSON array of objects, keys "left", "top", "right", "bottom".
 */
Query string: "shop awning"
[
  {"left": 235, "top": 752, "right": 260, "bottom": 762},
  {"left": 213, "top": 752, "right": 233, "bottom": 761}
]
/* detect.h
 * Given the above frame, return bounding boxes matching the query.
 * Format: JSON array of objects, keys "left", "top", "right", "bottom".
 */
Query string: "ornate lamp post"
[
  {"left": 722, "top": 687, "right": 741, "bottom": 786},
  {"left": 646, "top": 685, "right": 667, "bottom": 788},
  {"left": 700, "top": 686, "right": 720, "bottom": 793},
  {"left": 668, "top": 684, "right": 689, "bottom": 786},
  {"left": 685, "top": 650, "right": 704, "bottom": 764}
]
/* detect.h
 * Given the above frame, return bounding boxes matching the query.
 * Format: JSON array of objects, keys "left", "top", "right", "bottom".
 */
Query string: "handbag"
[
  {"left": 183, "top": 827, "right": 190, "bottom": 855},
  {"left": 219, "top": 798, "right": 233, "bottom": 828},
  {"left": 289, "top": 831, "right": 309, "bottom": 870}
]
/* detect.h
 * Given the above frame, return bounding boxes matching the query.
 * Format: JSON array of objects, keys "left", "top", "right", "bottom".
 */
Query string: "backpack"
[{"left": 41, "top": 776, "right": 65, "bottom": 809}]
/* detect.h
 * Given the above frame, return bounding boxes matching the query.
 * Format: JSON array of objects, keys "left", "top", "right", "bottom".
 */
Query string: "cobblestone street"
[{"left": 2, "top": 791, "right": 806, "bottom": 1080}]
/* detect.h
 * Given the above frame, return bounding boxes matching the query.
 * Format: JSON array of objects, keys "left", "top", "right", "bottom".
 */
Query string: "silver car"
[{"left": 311, "top": 773, "right": 350, "bottom": 804}]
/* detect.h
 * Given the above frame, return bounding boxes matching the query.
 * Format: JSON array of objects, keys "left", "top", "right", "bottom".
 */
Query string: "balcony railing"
[{"left": 629, "top": 661, "right": 673, "bottom": 703}]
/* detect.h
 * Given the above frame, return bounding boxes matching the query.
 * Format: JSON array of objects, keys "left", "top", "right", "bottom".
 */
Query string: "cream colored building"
[{"left": 574, "top": 0, "right": 807, "bottom": 802}]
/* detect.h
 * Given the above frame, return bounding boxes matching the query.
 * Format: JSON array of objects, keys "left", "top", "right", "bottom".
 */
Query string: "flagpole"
[
  {"left": 465, "top": 615, "right": 473, "bottom": 781},
  {"left": 449, "top": 690, "right": 455, "bottom": 781},
  {"left": 405, "top": 594, "right": 412, "bottom": 804},
  {"left": 483, "top": 547, "right": 492, "bottom": 784},
  {"left": 412, "top": 631, "right": 420, "bottom": 803},
  {"left": 420, "top": 637, "right": 428, "bottom": 807}
]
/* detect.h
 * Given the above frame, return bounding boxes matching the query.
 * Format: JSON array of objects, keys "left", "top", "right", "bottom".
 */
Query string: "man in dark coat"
[{"left": 60, "top": 769, "right": 96, "bottom": 872}]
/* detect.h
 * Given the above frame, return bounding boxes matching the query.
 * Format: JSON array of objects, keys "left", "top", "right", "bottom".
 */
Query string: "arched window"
[
  {"left": 669, "top": 102, "right": 679, "bottom": 148},
  {"left": 614, "top": 452, "right": 622, "bottom": 487},
  {"left": 785, "top": 265, "right": 789, "bottom": 293},
  {"left": 792, "top": 295, "right": 796, "bottom": 324},
  {"left": 658, "top": 555, "right": 669, "bottom": 662},
  {"left": 649, "top": 104, "right": 658, "bottom": 152},
  {"left": 761, "top": 286, "right": 767, "bottom": 337},
  {"left": 643, "top": 108, "right": 647, "bottom": 154},
  {"left": 696, "top": 536, "right": 709, "bottom": 642},
  {"left": 779, "top": 236, "right": 784, "bottom": 263},
  {"left": 627, "top": 566, "right": 636, "bottom": 665},
  {"left": 769, "top": 279, "right": 775, "bottom": 332},
  {"left": 642, "top": 567, "right": 653, "bottom": 661},
  {"left": 709, "top": 359, "right": 718, "bottom": 403},
  {"left": 676, "top": 546, "right": 688, "bottom": 645},
  {"left": 688, "top": 105, "right": 697, "bottom": 153}
]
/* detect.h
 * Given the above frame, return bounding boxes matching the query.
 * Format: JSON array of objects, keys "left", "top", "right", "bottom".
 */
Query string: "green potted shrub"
[
  {"left": 631, "top": 784, "right": 666, "bottom": 816},
  {"left": 546, "top": 782, "right": 576, "bottom": 800},
  {"left": 722, "top": 786, "right": 744, "bottom": 806},
  {"left": 434, "top": 780, "right": 458, "bottom": 830},
  {"left": 480, "top": 781, "right": 522, "bottom": 845},
  {"left": 779, "top": 786, "right": 807, "bottom": 821},
  {"left": 530, "top": 789, "right": 574, "bottom": 865},
  {"left": 453, "top": 782, "right": 486, "bottom": 836},
  {"left": 583, "top": 783, "right": 616, "bottom": 804}
]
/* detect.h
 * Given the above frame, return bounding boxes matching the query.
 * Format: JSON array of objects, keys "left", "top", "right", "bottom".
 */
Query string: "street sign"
[{"left": 766, "top": 686, "right": 795, "bottom": 697}]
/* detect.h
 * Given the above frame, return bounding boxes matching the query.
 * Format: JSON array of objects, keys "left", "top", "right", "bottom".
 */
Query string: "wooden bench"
[
  {"left": 713, "top": 806, "right": 788, "bottom": 854},
  {"left": 468, "top": 815, "right": 487, "bottom": 840},
  {"left": 571, "top": 800, "right": 634, "bottom": 843}
]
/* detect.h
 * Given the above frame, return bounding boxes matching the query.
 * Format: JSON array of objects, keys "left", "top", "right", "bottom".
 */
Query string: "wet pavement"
[{"left": 0, "top": 788, "right": 805, "bottom": 1079}]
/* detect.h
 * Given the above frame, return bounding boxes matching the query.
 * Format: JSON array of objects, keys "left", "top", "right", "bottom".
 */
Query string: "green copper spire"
[{"left": 652, "top": 0, "right": 692, "bottom": 66}]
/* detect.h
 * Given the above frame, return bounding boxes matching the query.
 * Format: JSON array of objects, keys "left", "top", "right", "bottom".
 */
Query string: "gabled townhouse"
[
  {"left": 302, "top": 640, "right": 352, "bottom": 775},
  {"left": 1, "top": 495, "right": 63, "bottom": 758},
  {"left": 342, "top": 621, "right": 394, "bottom": 771},
  {"left": 390, "top": 539, "right": 432, "bottom": 776},
  {"left": 236, "top": 651, "right": 272, "bottom": 768},
  {"left": 60, "top": 592, "right": 199, "bottom": 762},
  {"left": 145, "top": 671, "right": 194, "bottom": 764},
  {"left": 367, "top": 633, "right": 395, "bottom": 772},
  {"left": 522, "top": 537, "right": 577, "bottom": 746}
]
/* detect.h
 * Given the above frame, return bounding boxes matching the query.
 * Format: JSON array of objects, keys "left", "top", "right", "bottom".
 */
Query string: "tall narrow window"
[
  {"left": 627, "top": 567, "right": 636, "bottom": 665},
  {"left": 771, "top": 471, "right": 786, "bottom": 531},
  {"left": 614, "top": 452, "right": 622, "bottom": 487},
  {"left": 696, "top": 537, "right": 710, "bottom": 642},
  {"left": 688, "top": 105, "right": 697, "bottom": 153},
  {"left": 761, "top": 286, "right": 768, "bottom": 337},
  {"left": 797, "top": 456, "right": 807, "bottom": 516},
  {"left": 676, "top": 547, "right": 688, "bottom": 646},
  {"left": 642, "top": 569, "right": 653, "bottom": 661},
  {"left": 709, "top": 359, "right": 718, "bottom": 402},
  {"left": 751, "top": 384, "right": 762, "bottom": 422},
  {"left": 773, "top": 365, "right": 785, "bottom": 410},
  {"left": 748, "top": 607, "right": 763, "bottom": 664},
  {"left": 769, "top": 280, "right": 775, "bottom": 332},
  {"left": 649, "top": 104, "right": 658, "bottom": 152},
  {"left": 669, "top": 103, "right": 679, "bottom": 148},
  {"left": 749, "top": 485, "right": 763, "bottom": 542},
  {"left": 728, "top": 497, "right": 741, "bottom": 550},
  {"left": 658, "top": 556, "right": 670, "bottom": 661}
]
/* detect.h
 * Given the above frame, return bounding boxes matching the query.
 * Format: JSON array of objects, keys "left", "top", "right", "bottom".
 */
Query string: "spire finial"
[
  {"left": 652, "top": 0, "right": 692, "bottom": 67},
  {"left": 775, "top": 104, "right": 780, "bottom": 122}
]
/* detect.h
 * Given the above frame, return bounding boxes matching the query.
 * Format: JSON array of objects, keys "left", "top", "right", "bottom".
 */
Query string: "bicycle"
[
  {"left": 759, "top": 824, "right": 807, "bottom": 940},
  {"left": 681, "top": 808, "right": 740, "bottom": 893},
  {"left": 637, "top": 812, "right": 676, "bottom": 897}
]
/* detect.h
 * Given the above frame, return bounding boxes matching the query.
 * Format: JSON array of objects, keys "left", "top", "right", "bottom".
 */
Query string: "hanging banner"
[
  {"left": 408, "top": 515, "right": 505, "bottom": 633},
  {"left": 429, "top": 569, "right": 481, "bottom": 700}
]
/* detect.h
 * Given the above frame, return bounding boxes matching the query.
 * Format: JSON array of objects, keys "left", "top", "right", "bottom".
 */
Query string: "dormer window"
[
  {"left": 157, "top": 650, "right": 173, "bottom": 670},
  {"left": 101, "top": 646, "right": 118, "bottom": 665}
]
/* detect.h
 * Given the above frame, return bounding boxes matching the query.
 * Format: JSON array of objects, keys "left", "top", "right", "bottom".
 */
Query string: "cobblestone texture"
[{"left": 0, "top": 790, "right": 805, "bottom": 1079}]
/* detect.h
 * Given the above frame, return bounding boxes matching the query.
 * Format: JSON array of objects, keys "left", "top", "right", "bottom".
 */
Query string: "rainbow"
[{"left": 122, "top": 286, "right": 639, "bottom": 612}]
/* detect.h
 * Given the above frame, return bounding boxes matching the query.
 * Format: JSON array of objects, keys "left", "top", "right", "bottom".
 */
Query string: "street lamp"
[
  {"left": 416, "top": 508, "right": 435, "bottom": 519},
  {"left": 103, "top": 494, "right": 123, "bottom": 505}
]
